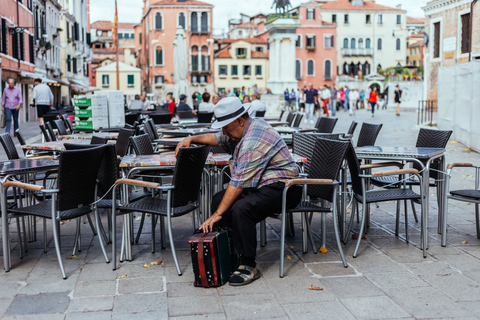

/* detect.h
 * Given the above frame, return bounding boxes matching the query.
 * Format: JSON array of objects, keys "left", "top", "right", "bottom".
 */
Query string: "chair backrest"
[
  {"left": 307, "top": 138, "right": 349, "bottom": 202},
  {"left": 197, "top": 112, "right": 214, "bottom": 123},
  {"left": 46, "top": 122, "right": 57, "bottom": 141},
  {"left": 255, "top": 110, "right": 266, "bottom": 118},
  {"left": 125, "top": 113, "right": 138, "bottom": 126},
  {"left": 149, "top": 113, "right": 172, "bottom": 125},
  {"left": 347, "top": 121, "right": 358, "bottom": 135},
  {"left": 130, "top": 134, "right": 154, "bottom": 155},
  {"left": 344, "top": 142, "right": 363, "bottom": 196},
  {"left": 57, "top": 145, "right": 106, "bottom": 211},
  {"left": 64, "top": 116, "right": 74, "bottom": 133},
  {"left": 90, "top": 136, "right": 108, "bottom": 145},
  {"left": 64, "top": 143, "right": 117, "bottom": 199},
  {"left": 278, "top": 109, "right": 285, "bottom": 121},
  {"left": 414, "top": 128, "right": 453, "bottom": 179},
  {"left": 39, "top": 124, "right": 51, "bottom": 142},
  {"left": 142, "top": 122, "right": 156, "bottom": 142},
  {"left": 146, "top": 119, "right": 159, "bottom": 139},
  {"left": 293, "top": 113, "right": 304, "bottom": 127},
  {"left": 286, "top": 111, "right": 295, "bottom": 126},
  {"left": 0, "top": 133, "right": 20, "bottom": 160},
  {"left": 292, "top": 132, "right": 345, "bottom": 174},
  {"left": 315, "top": 117, "right": 338, "bottom": 133},
  {"left": 171, "top": 145, "right": 210, "bottom": 207},
  {"left": 53, "top": 119, "right": 69, "bottom": 136},
  {"left": 124, "top": 123, "right": 134, "bottom": 129},
  {"left": 15, "top": 129, "right": 26, "bottom": 146},
  {"left": 58, "top": 115, "right": 70, "bottom": 133},
  {"left": 177, "top": 111, "right": 195, "bottom": 120},
  {"left": 356, "top": 123, "right": 382, "bottom": 147},
  {"left": 115, "top": 128, "right": 135, "bottom": 157}
]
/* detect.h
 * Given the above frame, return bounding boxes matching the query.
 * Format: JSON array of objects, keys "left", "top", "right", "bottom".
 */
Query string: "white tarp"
[
  {"left": 438, "top": 61, "right": 480, "bottom": 151},
  {"left": 172, "top": 27, "right": 192, "bottom": 108}
]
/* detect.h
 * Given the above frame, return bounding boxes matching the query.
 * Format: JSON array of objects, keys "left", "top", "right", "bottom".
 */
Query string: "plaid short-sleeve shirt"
[{"left": 216, "top": 118, "right": 299, "bottom": 189}]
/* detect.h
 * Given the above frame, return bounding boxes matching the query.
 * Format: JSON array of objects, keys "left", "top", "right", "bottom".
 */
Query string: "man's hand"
[
  {"left": 175, "top": 137, "right": 192, "bottom": 157},
  {"left": 199, "top": 212, "right": 222, "bottom": 233},
  {"left": 16, "top": 105, "right": 20, "bottom": 110}
]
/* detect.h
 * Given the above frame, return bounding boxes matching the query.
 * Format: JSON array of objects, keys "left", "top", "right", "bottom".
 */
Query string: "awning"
[
  {"left": 19, "top": 71, "right": 58, "bottom": 84},
  {"left": 84, "top": 86, "right": 101, "bottom": 93},
  {"left": 69, "top": 78, "right": 88, "bottom": 88}
]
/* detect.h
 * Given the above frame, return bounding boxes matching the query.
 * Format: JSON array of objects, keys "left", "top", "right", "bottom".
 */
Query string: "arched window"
[
  {"left": 324, "top": 60, "right": 332, "bottom": 80},
  {"left": 295, "top": 59, "right": 302, "bottom": 79},
  {"left": 307, "top": 59, "right": 315, "bottom": 76},
  {"left": 413, "top": 60, "right": 416, "bottom": 66},
  {"left": 155, "top": 12, "right": 162, "bottom": 30},
  {"left": 191, "top": 12, "right": 198, "bottom": 33},
  {"left": 343, "top": 62, "right": 349, "bottom": 75},
  {"left": 343, "top": 38, "right": 348, "bottom": 48},
  {"left": 201, "top": 12, "right": 208, "bottom": 33},
  {"left": 364, "top": 61, "right": 370, "bottom": 75},
  {"left": 396, "top": 38, "right": 401, "bottom": 50},
  {"left": 191, "top": 46, "right": 199, "bottom": 71},
  {"left": 350, "top": 38, "right": 356, "bottom": 49},
  {"left": 377, "top": 38, "right": 382, "bottom": 50},
  {"left": 155, "top": 46, "right": 163, "bottom": 65},
  {"left": 178, "top": 12, "right": 186, "bottom": 29},
  {"left": 365, "top": 38, "right": 371, "bottom": 49},
  {"left": 201, "top": 45, "right": 209, "bottom": 71},
  {"left": 377, "top": 64, "right": 382, "bottom": 72},
  {"left": 358, "top": 38, "right": 364, "bottom": 49},
  {"left": 349, "top": 62, "right": 355, "bottom": 76}
]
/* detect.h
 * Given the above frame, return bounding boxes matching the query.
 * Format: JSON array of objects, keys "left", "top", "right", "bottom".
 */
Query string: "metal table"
[
  {"left": 159, "top": 129, "right": 219, "bottom": 138},
  {"left": 267, "top": 121, "right": 289, "bottom": 127},
  {"left": 1, "top": 158, "right": 59, "bottom": 272},
  {"left": 58, "top": 132, "right": 119, "bottom": 140},
  {"left": 355, "top": 146, "right": 446, "bottom": 255},
  {"left": 275, "top": 127, "right": 318, "bottom": 134}
]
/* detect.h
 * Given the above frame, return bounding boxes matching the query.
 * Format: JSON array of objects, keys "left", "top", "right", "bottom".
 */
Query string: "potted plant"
[
  {"left": 57, "top": 27, "right": 63, "bottom": 32},
  {"left": 306, "top": 46, "right": 315, "bottom": 52},
  {"left": 237, "top": 54, "right": 246, "bottom": 59},
  {"left": 45, "top": 42, "right": 52, "bottom": 50},
  {"left": 40, "top": 38, "right": 47, "bottom": 47},
  {"left": 67, "top": 38, "right": 72, "bottom": 43}
]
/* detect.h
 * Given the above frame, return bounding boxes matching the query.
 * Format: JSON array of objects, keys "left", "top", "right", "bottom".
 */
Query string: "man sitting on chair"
[{"left": 175, "top": 97, "right": 302, "bottom": 286}]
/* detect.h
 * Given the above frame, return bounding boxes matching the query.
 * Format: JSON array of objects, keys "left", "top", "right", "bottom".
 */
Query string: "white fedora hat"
[{"left": 211, "top": 97, "right": 250, "bottom": 129}]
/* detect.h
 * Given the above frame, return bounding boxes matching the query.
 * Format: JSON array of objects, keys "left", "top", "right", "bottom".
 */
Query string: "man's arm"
[
  {"left": 175, "top": 133, "right": 219, "bottom": 157},
  {"left": 199, "top": 185, "right": 243, "bottom": 232},
  {"left": 16, "top": 89, "right": 23, "bottom": 110},
  {"left": 49, "top": 88, "right": 54, "bottom": 107}
]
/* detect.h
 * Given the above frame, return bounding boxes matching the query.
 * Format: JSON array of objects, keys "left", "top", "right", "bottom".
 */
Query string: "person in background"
[
  {"left": 339, "top": 87, "right": 345, "bottom": 111},
  {"left": 369, "top": 87, "right": 379, "bottom": 117},
  {"left": 359, "top": 90, "right": 365, "bottom": 109},
  {"left": 304, "top": 83, "right": 317, "bottom": 122},
  {"left": 289, "top": 89, "right": 296, "bottom": 112},
  {"left": 198, "top": 92, "right": 214, "bottom": 113},
  {"left": 32, "top": 78, "right": 53, "bottom": 125},
  {"left": 297, "top": 88, "right": 304, "bottom": 112},
  {"left": 2, "top": 78, "right": 23, "bottom": 134},
  {"left": 330, "top": 85, "right": 337, "bottom": 116},
  {"left": 344, "top": 86, "right": 350, "bottom": 112},
  {"left": 243, "top": 95, "right": 251, "bottom": 103},
  {"left": 248, "top": 92, "right": 266, "bottom": 118},
  {"left": 166, "top": 93, "right": 176, "bottom": 114},
  {"left": 284, "top": 88, "right": 290, "bottom": 110},
  {"left": 192, "top": 92, "right": 200, "bottom": 112},
  {"left": 227, "top": 89, "right": 235, "bottom": 97},
  {"left": 320, "top": 84, "right": 331, "bottom": 117},
  {"left": 366, "top": 87, "right": 372, "bottom": 110},
  {"left": 212, "top": 95, "right": 221, "bottom": 105},
  {"left": 248, "top": 86, "right": 254, "bottom": 97},
  {"left": 253, "top": 84, "right": 260, "bottom": 94},
  {"left": 129, "top": 94, "right": 144, "bottom": 110},
  {"left": 348, "top": 89, "right": 359, "bottom": 116},
  {"left": 394, "top": 84, "right": 404, "bottom": 116},
  {"left": 140, "top": 93, "right": 151, "bottom": 112},
  {"left": 176, "top": 94, "right": 195, "bottom": 116},
  {"left": 265, "top": 88, "right": 272, "bottom": 95}
]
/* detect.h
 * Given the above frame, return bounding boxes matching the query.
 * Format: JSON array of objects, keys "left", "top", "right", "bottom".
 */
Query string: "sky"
[{"left": 90, "top": 0, "right": 428, "bottom": 34}]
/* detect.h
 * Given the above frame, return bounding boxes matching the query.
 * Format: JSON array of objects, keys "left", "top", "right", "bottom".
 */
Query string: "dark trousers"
[
  {"left": 5, "top": 108, "right": 19, "bottom": 134},
  {"left": 211, "top": 182, "right": 302, "bottom": 260}
]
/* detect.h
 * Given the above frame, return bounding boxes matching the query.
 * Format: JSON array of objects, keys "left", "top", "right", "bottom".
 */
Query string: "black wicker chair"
[
  {"left": 197, "top": 112, "right": 214, "bottom": 123},
  {"left": 90, "top": 136, "right": 109, "bottom": 145},
  {"left": 356, "top": 123, "right": 383, "bottom": 147},
  {"left": 315, "top": 117, "right": 338, "bottom": 133},
  {"left": 347, "top": 121, "right": 358, "bottom": 135},
  {"left": 146, "top": 118, "right": 159, "bottom": 140},
  {"left": 53, "top": 119, "right": 69, "bottom": 136},
  {"left": 177, "top": 111, "right": 195, "bottom": 120},
  {"left": 255, "top": 110, "right": 266, "bottom": 118},
  {"left": 292, "top": 113, "right": 304, "bottom": 127},
  {"left": 130, "top": 134, "right": 155, "bottom": 155},
  {"left": 0, "top": 133, "right": 20, "bottom": 160},
  {"left": 344, "top": 142, "right": 426, "bottom": 258},
  {"left": 125, "top": 113, "right": 138, "bottom": 126},
  {"left": 5, "top": 145, "right": 108, "bottom": 278},
  {"left": 111, "top": 145, "right": 210, "bottom": 274},
  {"left": 115, "top": 128, "right": 135, "bottom": 157},
  {"left": 39, "top": 124, "right": 51, "bottom": 142},
  {"left": 148, "top": 113, "right": 172, "bottom": 125},
  {"left": 275, "top": 138, "right": 349, "bottom": 277},
  {"left": 46, "top": 122, "right": 57, "bottom": 141},
  {"left": 286, "top": 112, "right": 295, "bottom": 127}
]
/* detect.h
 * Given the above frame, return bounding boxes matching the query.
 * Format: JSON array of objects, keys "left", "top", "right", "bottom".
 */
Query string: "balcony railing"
[{"left": 341, "top": 48, "right": 374, "bottom": 56}]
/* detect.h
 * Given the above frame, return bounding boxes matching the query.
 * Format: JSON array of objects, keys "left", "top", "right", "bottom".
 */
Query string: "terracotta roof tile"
[
  {"left": 91, "top": 21, "right": 135, "bottom": 30},
  {"left": 251, "top": 51, "right": 269, "bottom": 58},
  {"left": 316, "top": 0, "right": 404, "bottom": 12},
  {"left": 407, "top": 16, "right": 425, "bottom": 24},
  {"left": 215, "top": 46, "right": 232, "bottom": 58},
  {"left": 150, "top": 0, "right": 212, "bottom": 6},
  {"left": 216, "top": 37, "right": 267, "bottom": 44}
]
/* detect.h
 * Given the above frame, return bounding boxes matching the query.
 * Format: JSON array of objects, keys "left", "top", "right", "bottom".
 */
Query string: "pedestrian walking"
[
  {"left": 330, "top": 85, "right": 337, "bottom": 116},
  {"left": 284, "top": 88, "right": 290, "bottom": 111},
  {"left": 348, "top": 89, "right": 359, "bottom": 116},
  {"left": 339, "top": 87, "right": 345, "bottom": 111},
  {"left": 32, "top": 78, "right": 53, "bottom": 125},
  {"left": 369, "top": 87, "right": 379, "bottom": 117},
  {"left": 320, "top": 85, "right": 330, "bottom": 117},
  {"left": 344, "top": 86, "right": 350, "bottom": 112},
  {"left": 1, "top": 79, "right": 23, "bottom": 134},
  {"left": 297, "top": 87, "right": 305, "bottom": 112},
  {"left": 304, "top": 84, "right": 317, "bottom": 121},
  {"left": 289, "top": 89, "right": 296, "bottom": 111},
  {"left": 394, "top": 84, "right": 405, "bottom": 116}
]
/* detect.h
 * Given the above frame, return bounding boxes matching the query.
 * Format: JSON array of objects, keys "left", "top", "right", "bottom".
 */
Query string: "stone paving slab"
[{"left": 2, "top": 110, "right": 480, "bottom": 318}]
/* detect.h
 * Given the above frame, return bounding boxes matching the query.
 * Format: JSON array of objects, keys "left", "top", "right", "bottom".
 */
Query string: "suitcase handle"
[{"left": 197, "top": 236, "right": 209, "bottom": 288}]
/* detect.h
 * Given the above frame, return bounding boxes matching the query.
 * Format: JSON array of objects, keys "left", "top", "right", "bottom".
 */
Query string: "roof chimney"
[{"left": 396, "top": 4, "right": 402, "bottom": 9}]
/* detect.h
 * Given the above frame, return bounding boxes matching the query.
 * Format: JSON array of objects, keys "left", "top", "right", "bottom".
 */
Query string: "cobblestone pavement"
[{"left": 2, "top": 107, "right": 480, "bottom": 319}]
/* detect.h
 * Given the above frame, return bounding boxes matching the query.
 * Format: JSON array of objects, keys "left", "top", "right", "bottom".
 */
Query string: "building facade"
[
  {"left": 226, "top": 13, "right": 267, "bottom": 40},
  {"left": 0, "top": 0, "right": 36, "bottom": 124},
  {"left": 406, "top": 33, "right": 424, "bottom": 68},
  {"left": 213, "top": 38, "right": 268, "bottom": 94},
  {"left": 317, "top": 0, "right": 407, "bottom": 77},
  {"left": 136, "top": 0, "right": 214, "bottom": 99},
  {"left": 95, "top": 61, "right": 141, "bottom": 103},
  {"left": 423, "top": 0, "right": 480, "bottom": 100}
]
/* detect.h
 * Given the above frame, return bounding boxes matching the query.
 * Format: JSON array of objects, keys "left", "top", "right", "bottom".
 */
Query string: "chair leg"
[
  {"left": 345, "top": 199, "right": 357, "bottom": 244},
  {"left": 305, "top": 212, "right": 317, "bottom": 254},
  {"left": 86, "top": 213, "right": 97, "bottom": 236},
  {"left": 72, "top": 219, "right": 81, "bottom": 256},
  {"left": 301, "top": 212, "right": 307, "bottom": 253},
  {"left": 21, "top": 217, "right": 27, "bottom": 252},
  {"left": 476, "top": 204, "right": 480, "bottom": 239},
  {"left": 332, "top": 192, "right": 348, "bottom": 267},
  {"left": 405, "top": 200, "right": 409, "bottom": 243},
  {"left": 260, "top": 220, "right": 266, "bottom": 247},
  {"left": 51, "top": 199, "right": 67, "bottom": 279},
  {"left": 395, "top": 201, "right": 401, "bottom": 236},
  {"left": 151, "top": 215, "right": 157, "bottom": 253},
  {"left": 97, "top": 209, "right": 109, "bottom": 245},
  {"left": 167, "top": 212, "right": 182, "bottom": 276},
  {"left": 43, "top": 218, "right": 47, "bottom": 253},
  {"left": 135, "top": 213, "right": 146, "bottom": 243},
  {"left": 353, "top": 200, "right": 367, "bottom": 258},
  {"left": 410, "top": 200, "right": 418, "bottom": 223},
  {"left": 160, "top": 216, "right": 166, "bottom": 249},
  {"left": 94, "top": 206, "right": 110, "bottom": 263},
  {"left": 16, "top": 217, "right": 24, "bottom": 259},
  {"left": 112, "top": 198, "right": 118, "bottom": 270},
  {"left": 321, "top": 212, "right": 327, "bottom": 250}
]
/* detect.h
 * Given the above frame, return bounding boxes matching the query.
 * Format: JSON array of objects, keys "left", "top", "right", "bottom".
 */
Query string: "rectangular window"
[
  {"left": 67, "top": 21, "right": 70, "bottom": 39},
  {"left": 73, "top": 57, "right": 77, "bottom": 74},
  {"left": 344, "top": 14, "right": 349, "bottom": 24},
  {"left": 74, "top": 22, "right": 79, "bottom": 40},
  {"left": 396, "top": 15, "right": 401, "bottom": 25},
  {"left": 366, "top": 14, "right": 371, "bottom": 24},
  {"left": 1, "top": 18, "right": 7, "bottom": 54},
  {"left": 306, "top": 35, "right": 315, "bottom": 49},
  {"left": 332, "top": 14, "right": 336, "bottom": 23},
  {"left": 67, "top": 54, "right": 71, "bottom": 72},
  {"left": 102, "top": 74, "right": 109, "bottom": 87},
  {"left": 243, "top": 65, "right": 251, "bottom": 76},
  {"left": 433, "top": 22, "right": 440, "bottom": 58},
  {"left": 378, "top": 14, "right": 383, "bottom": 24},
  {"left": 127, "top": 74, "right": 135, "bottom": 87},
  {"left": 19, "top": 32, "right": 24, "bottom": 61},
  {"left": 255, "top": 46, "right": 263, "bottom": 53},
  {"left": 155, "top": 48, "right": 163, "bottom": 65},
  {"left": 118, "top": 33, "right": 123, "bottom": 39},
  {"left": 219, "top": 65, "right": 227, "bottom": 75},
  {"left": 307, "top": 9, "right": 315, "bottom": 20},
  {"left": 155, "top": 75, "right": 164, "bottom": 84},
  {"left": 29, "top": 35, "right": 34, "bottom": 63},
  {"left": 295, "top": 35, "right": 301, "bottom": 48},
  {"left": 461, "top": 13, "right": 471, "bottom": 54},
  {"left": 324, "top": 35, "right": 334, "bottom": 48},
  {"left": 139, "top": 33, "right": 142, "bottom": 44},
  {"left": 255, "top": 65, "right": 262, "bottom": 76},
  {"left": 236, "top": 47, "right": 247, "bottom": 57},
  {"left": 231, "top": 65, "right": 238, "bottom": 76},
  {"left": 11, "top": 32, "right": 18, "bottom": 59}
]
